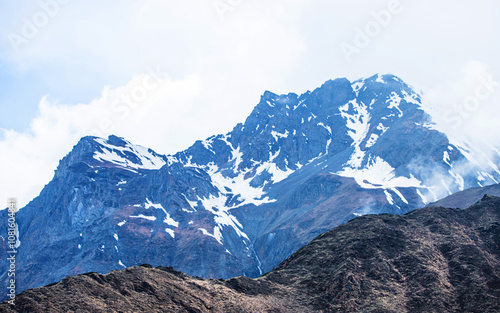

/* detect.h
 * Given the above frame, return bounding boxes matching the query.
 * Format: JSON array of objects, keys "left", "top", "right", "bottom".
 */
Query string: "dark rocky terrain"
[{"left": 2, "top": 194, "right": 499, "bottom": 313}]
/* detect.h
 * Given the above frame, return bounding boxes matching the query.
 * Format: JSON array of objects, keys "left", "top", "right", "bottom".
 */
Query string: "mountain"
[
  {"left": 429, "top": 183, "right": 500, "bottom": 209},
  {"left": 2, "top": 194, "right": 499, "bottom": 313},
  {"left": 2, "top": 74, "right": 500, "bottom": 299}
]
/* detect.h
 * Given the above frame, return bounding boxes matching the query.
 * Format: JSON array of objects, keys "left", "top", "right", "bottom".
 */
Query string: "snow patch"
[
  {"left": 271, "top": 130, "right": 289, "bottom": 142},
  {"left": 230, "top": 146, "right": 244, "bottom": 171},
  {"left": 165, "top": 228, "right": 175, "bottom": 238},
  {"left": 325, "top": 139, "right": 332, "bottom": 154},
  {"left": 391, "top": 188, "right": 408, "bottom": 204},
  {"left": 339, "top": 99, "right": 371, "bottom": 144},
  {"left": 387, "top": 92, "right": 403, "bottom": 117},
  {"left": 402, "top": 90, "right": 421, "bottom": 106},
  {"left": 352, "top": 81, "right": 364, "bottom": 93},
  {"left": 443, "top": 151, "right": 452, "bottom": 167},
  {"left": 198, "top": 227, "right": 223, "bottom": 245},
  {"left": 338, "top": 156, "right": 422, "bottom": 190},
  {"left": 416, "top": 189, "right": 428, "bottom": 204},
  {"left": 93, "top": 137, "right": 166, "bottom": 170},
  {"left": 209, "top": 167, "right": 278, "bottom": 208},
  {"left": 477, "top": 172, "right": 485, "bottom": 181},
  {"left": 129, "top": 214, "right": 156, "bottom": 221},
  {"left": 201, "top": 138, "right": 214, "bottom": 152},
  {"left": 197, "top": 194, "right": 250, "bottom": 241},
  {"left": 345, "top": 145, "right": 366, "bottom": 168},
  {"left": 184, "top": 195, "right": 199, "bottom": 211},
  {"left": 145, "top": 199, "right": 179, "bottom": 227},
  {"left": 365, "top": 134, "right": 379, "bottom": 148},
  {"left": 293, "top": 99, "right": 306, "bottom": 110},
  {"left": 384, "top": 190, "right": 394, "bottom": 205},
  {"left": 376, "top": 123, "right": 389, "bottom": 134},
  {"left": 317, "top": 122, "right": 332, "bottom": 134}
]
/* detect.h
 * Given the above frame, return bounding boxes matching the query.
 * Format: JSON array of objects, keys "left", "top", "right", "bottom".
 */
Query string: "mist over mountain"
[{"left": 1, "top": 74, "right": 500, "bottom": 299}]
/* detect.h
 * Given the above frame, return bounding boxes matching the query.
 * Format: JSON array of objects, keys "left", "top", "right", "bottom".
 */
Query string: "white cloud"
[
  {"left": 415, "top": 61, "right": 500, "bottom": 199},
  {"left": 1, "top": 0, "right": 500, "bottom": 208},
  {"left": 0, "top": 0, "right": 309, "bottom": 208},
  {"left": 0, "top": 73, "right": 201, "bottom": 207},
  {"left": 421, "top": 61, "right": 500, "bottom": 150}
]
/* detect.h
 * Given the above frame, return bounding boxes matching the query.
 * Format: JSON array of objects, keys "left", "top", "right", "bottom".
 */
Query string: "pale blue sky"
[{"left": 1, "top": 1, "right": 497, "bottom": 133}]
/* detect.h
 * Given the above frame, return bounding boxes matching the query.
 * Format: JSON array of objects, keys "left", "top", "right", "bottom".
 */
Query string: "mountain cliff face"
[
  {"left": 2, "top": 194, "right": 499, "bottom": 313},
  {"left": 1, "top": 74, "right": 500, "bottom": 298}
]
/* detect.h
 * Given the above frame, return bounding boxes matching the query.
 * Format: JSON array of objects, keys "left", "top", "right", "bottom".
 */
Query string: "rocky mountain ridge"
[{"left": 1, "top": 74, "right": 500, "bottom": 299}]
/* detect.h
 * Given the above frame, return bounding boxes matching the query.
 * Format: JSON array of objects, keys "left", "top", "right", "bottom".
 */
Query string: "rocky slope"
[
  {"left": 2, "top": 74, "right": 500, "bottom": 299},
  {"left": 429, "top": 183, "right": 500, "bottom": 209},
  {"left": 2, "top": 194, "right": 499, "bottom": 313}
]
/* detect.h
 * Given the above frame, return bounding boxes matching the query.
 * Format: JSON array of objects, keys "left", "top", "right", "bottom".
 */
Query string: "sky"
[{"left": 0, "top": 0, "right": 499, "bottom": 207}]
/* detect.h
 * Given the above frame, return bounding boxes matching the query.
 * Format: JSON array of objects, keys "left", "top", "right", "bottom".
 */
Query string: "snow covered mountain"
[{"left": 1, "top": 74, "right": 499, "bottom": 299}]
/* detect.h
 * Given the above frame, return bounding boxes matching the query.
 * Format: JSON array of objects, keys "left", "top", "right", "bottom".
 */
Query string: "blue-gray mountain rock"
[{"left": 1, "top": 74, "right": 499, "bottom": 299}]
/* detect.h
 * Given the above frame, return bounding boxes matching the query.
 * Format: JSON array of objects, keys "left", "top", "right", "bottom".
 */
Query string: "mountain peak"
[
  {"left": 106, "top": 135, "right": 129, "bottom": 147},
  {"left": 318, "top": 77, "right": 351, "bottom": 88},
  {"left": 56, "top": 135, "right": 167, "bottom": 177},
  {"left": 4, "top": 74, "right": 500, "bottom": 301}
]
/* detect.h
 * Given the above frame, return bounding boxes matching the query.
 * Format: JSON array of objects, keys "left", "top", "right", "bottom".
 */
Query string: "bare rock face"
[{"left": 2, "top": 195, "right": 499, "bottom": 313}]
